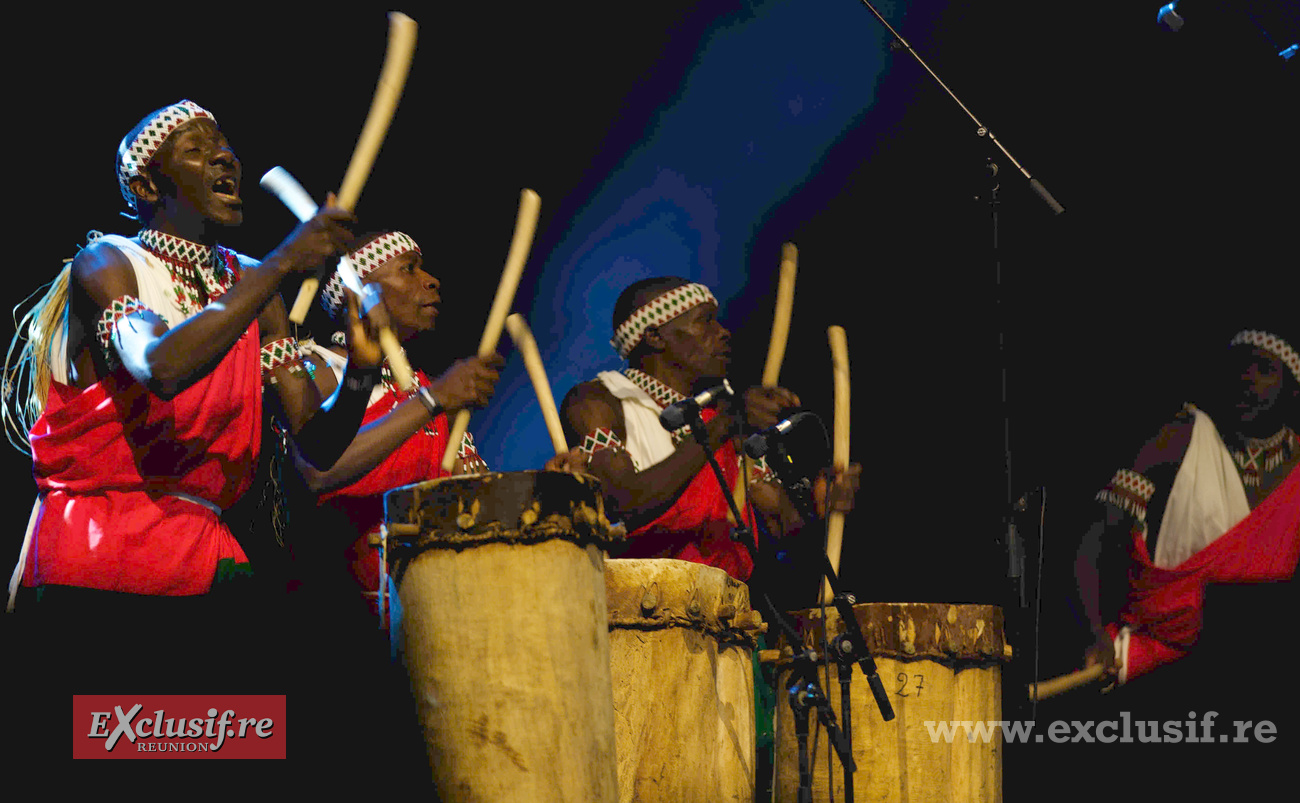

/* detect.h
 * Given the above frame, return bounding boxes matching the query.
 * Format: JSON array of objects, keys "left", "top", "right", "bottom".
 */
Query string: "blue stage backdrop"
[{"left": 474, "top": 0, "right": 923, "bottom": 471}]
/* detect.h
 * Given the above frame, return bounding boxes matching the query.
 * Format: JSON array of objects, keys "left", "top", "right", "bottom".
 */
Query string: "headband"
[
  {"left": 323, "top": 231, "right": 422, "bottom": 318},
  {"left": 1230, "top": 330, "right": 1300, "bottom": 385},
  {"left": 611, "top": 282, "right": 717, "bottom": 359},
  {"left": 117, "top": 100, "right": 216, "bottom": 209}
]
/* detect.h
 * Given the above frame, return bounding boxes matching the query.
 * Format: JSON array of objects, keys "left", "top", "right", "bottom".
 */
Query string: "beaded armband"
[
  {"left": 96, "top": 295, "right": 151, "bottom": 369},
  {"left": 1095, "top": 468, "right": 1155, "bottom": 523},
  {"left": 579, "top": 427, "right": 625, "bottom": 462},
  {"left": 261, "top": 337, "right": 311, "bottom": 384},
  {"left": 746, "top": 454, "right": 779, "bottom": 485},
  {"left": 458, "top": 432, "right": 490, "bottom": 474}
]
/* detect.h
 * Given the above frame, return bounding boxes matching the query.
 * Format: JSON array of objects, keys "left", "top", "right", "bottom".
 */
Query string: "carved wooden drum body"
[
  {"left": 773, "top": 603, "right": 1009, "bottom": 803},
  {"left": 605, "top": 558, "right": 766, "bottom": 803},
  {"left": 384, "top": 471, "right": 622, "bottom": 802}
]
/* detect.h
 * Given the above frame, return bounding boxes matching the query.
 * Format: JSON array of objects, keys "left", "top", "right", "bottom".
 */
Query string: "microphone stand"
[
  {"left": 854, "top": 0, "right": 1065, "bottom": 215},
  {"left": 696, "top": 412, "right": 901, "bottom": 802},
  {"left": 685, "top": 411, "right": 857, "bottom": 800},
  {"left": 857, "top": 0, "right": 1060, "bottom": 723}
]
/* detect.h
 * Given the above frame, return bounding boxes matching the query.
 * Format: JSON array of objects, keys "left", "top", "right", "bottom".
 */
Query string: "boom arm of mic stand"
[
  {"left": 856, "top": 0, "right": 1065, "bottom": 215},
  {"left": 687, "top": 410, "right": 753, "bottom": 545},
  {"left": 819, "top": 556, "right": 895, "bottom": 722}
]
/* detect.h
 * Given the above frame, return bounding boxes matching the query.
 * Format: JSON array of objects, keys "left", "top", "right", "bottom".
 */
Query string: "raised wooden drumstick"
[
  {"left": 440, "top": 189, "right": 542, "bottom": 472},
  {"left": 1027, "top": 664, "right": 1106, "bottom": 701},
  {"left": 730, "top": 243, "right": 799, "bottom": 521},
  {"left": 820, "top": 325, "right": 850, "bottom": 604},
  {"left": 260, "top": 167, "right": 414, "bottom": 390},
  {"left": 289, "top": 12, "right": 419, "bottom": 325},
  {"left": 761, "top": 242, "right": 798, "bottom": 388},
  {"left": 505, "top": 314, "right": 568, "bottom": 455}
]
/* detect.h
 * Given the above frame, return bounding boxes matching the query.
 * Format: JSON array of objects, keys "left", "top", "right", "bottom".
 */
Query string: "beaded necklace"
[
  {"left": 624, "top": 368, "right": 692, "bottom": 444},
  {"left": 138, "top": 229, "right": 238, "bottom": 317},
  {"left": 1232, "top": 425, "right": 1299, "bottom": 487}
]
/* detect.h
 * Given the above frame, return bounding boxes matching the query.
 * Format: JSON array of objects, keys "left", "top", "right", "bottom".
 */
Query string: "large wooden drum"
[
  {"left": 773, "top": 603, "right": 1009, "bottom": 803},
  {"left": 605, "top": 558, "right": 766, "bottom": 803},
  {"left": 383, "top": 471, "right": 623, "bottom": 801}
]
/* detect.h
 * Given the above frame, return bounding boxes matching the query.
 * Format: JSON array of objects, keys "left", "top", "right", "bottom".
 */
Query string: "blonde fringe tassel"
[{"left": 3, "top": 263, "right": 72, "bottom": 455}]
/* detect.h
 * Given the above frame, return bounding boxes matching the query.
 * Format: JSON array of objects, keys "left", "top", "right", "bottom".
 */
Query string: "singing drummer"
[
  {"left": 3, "top": 100, "right": 382, "bottom": 634},
  {"left": 560, "top": 276, "right": 856, "bottom": 583}
]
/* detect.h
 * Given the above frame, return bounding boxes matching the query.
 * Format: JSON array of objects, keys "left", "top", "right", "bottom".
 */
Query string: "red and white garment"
[
  {"left": 1103, "top": 408, "right": 1300, "bottom": 684},
  {"left": 596, "top": 370, "right": 757, "bottom": 581},
  {"left": 300, "top": 343, "right": 488, "bottom": 617},
  {"left": 17, "top": 235, "right": 259, "bottom": 598}
]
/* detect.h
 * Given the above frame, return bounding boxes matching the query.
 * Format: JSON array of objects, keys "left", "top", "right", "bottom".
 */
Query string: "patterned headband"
[
  {"left": 323, "top": 231, "right": 422, "bottom": 318},
  {"left": 1230, "top": 330, "right": 1300, "bottom": 386},
  {"left": 610, "top": 282, "right": 717, "bottom": 359},
  {"left": 117, "top": 100, "right": 216, "bottom": 209}
]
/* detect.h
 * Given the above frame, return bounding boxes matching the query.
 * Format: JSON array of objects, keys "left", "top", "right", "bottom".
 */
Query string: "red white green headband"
[
  {"left": 323, "top": 231, "right": 421, "bottom": 318},
  {"left": 611, "top": 282, "right": 717, "bottom": 359},
  {"left": 117, "top": 100, "right": 216, "bottom": 209},
  {"left": 1231, "top": 330, "right": 1300, "bottom": 385}
]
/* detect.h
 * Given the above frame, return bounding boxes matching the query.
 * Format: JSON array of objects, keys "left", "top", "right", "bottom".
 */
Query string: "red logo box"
[{"left": 72, "top": 695, "right": 286, "bottom": 759}]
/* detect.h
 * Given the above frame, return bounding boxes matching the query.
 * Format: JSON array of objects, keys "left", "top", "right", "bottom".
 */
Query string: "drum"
[
  {"left": 383, "top": 470, "right": 623, "bottom": 801},
  {"left": 605, "top": 558, "right": 766, "bottom": 803},
  {"left": 772, "top": 603, "right": 1010, "bottom": 803}
]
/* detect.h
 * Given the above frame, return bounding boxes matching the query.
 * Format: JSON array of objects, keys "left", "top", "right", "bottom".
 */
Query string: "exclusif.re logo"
[{"left": 73, "top": 695, "right": 286, "bottom": 759}]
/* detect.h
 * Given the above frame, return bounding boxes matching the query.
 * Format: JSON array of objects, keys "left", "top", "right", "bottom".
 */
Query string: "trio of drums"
[{"left": 382, "top": 471, "right": 1008, "bottom": 802}]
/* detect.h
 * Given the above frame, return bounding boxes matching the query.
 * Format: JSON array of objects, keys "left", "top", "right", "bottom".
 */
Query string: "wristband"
[
  {"left": 343, "top": 365, "right": 382, "bottom": 393},
  {"left": 416, "top": 385, "right": 442, "bottom": 417}
]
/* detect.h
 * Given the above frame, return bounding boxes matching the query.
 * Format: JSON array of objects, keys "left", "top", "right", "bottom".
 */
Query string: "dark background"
[{"left": 2, "top": 0, "right": 1295, "bottom": 791}]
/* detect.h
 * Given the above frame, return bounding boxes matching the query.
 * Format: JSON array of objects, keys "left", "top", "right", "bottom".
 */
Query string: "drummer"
[
  {"left": 560, "top": 276, "right": 858, "bottom": 584},
  {"left": 285, "top": 230, "right": 582, "bottom": 620}
]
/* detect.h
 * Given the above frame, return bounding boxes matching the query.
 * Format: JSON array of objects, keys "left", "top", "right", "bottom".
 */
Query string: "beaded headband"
[
  {"left": 610, "top": 282, "right": 717, "bottom": 359},
  {"left": 117, "top": 100, "right": 216, "bottom": 209},
  {"left": 1230, "top": 330, "right": 1300, "bottom": 386},
  {"left": 323, "top": 231, "right": 422, "bottom": 318}
]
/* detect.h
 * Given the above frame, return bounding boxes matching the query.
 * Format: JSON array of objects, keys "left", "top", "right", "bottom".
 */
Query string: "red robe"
[
  {"left": 1107, "top": 464, "right": 1300, "bottom": 682},
  {"left": 622, "top": 408, "right": 759, "bottom": 582},
  {"left": 315, "top": 370, "right": 463, "bottom": 613},
  {"left": 24, "top": 324, "right": 261, "bottom": 596}
]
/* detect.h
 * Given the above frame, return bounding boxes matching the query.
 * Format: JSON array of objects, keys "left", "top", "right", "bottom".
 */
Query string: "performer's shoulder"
[
  {"left": 1131, "top": 405, "right": 1197, "bottom": 474},
  {"left": 69, "top": 236, "right": 136, "bottom": 287},
  {"left": 560, "top": 379, "right": 622, "bottom": 428}
]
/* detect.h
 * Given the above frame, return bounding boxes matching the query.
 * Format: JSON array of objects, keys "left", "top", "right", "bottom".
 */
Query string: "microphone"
[
  {"left": 659, "top": 379, "right": 734, "bottom": 431},
  {"left": 744, "top": 411, "right": 814, "bottom": 459}
]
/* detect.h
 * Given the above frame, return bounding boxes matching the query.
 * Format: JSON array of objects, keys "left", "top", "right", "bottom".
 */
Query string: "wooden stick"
[
  {"left": 1027, "top": 664, "right": 1106, "bottom": 701},
  {"left": 260, "top": 167, "right": 414, "bottom": 390},
  {"left": 820, "top": 325, "right": 850, "bottom": 604},
  {"left": 731, "top": 243, "right": 799, "bottom": 517},
  {"left": 440, "top": 189, "right": 542, "bottom": 472},
  {"left": 505, "top": 313, "right": 567, "bottom": 456},
  {"left": 289, "top": 12, "right": 419, "bottom": 324},
  {"left": 760, "top": 242, "right": 798, "bottom": 387}
]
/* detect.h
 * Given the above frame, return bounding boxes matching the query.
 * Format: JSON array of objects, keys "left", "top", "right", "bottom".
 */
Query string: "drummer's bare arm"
[
  {"left": 258, "top": 281, "right": 387, "bottom": 470},
  {"left": 295, "top": 351, "right": 502, "bottom": 494},
  {"left": 561, "top": 381, "right": 735, "bottom": 530},
  {"left": 1076, "top": 413, "right": 1193, "bottom": 672}
]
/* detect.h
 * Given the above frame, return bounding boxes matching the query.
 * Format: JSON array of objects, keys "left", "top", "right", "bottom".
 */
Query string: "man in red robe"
[{"left": 1078, "top": 329, "right": 1300, "bottom": 687}]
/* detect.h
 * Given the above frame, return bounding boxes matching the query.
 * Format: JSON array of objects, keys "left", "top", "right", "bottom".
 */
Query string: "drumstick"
[
  {"left": 760, "top": 242, "right": 798, "bottom": 388},
  {"left": 729, "top": 242, "right": 799, "bottom": 514},
  {"left": 505, "top": 314, "right": 568, "bottom": 456},
  {"left": 288, "top": 11, "right": 419, "bottom": 325},
  {"left": 820, "top": 325, "right": 850, "bottom": 604},
  {"left": 1027, "top": 664, "right": 1106, "bottom": 702},
  {"left": 440, "top": 189, "right": 543, "bottom": 472},
  {"left": 260, "top": 167, "right": 415, "bottom": 391}
]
